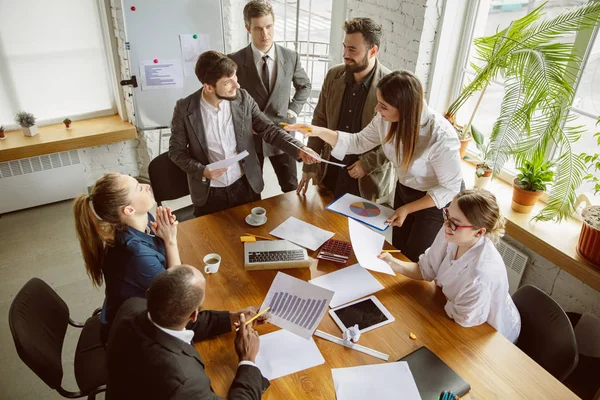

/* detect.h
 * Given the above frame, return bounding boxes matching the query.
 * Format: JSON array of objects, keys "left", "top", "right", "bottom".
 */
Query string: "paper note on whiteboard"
[
  {"left": 179, "top": 34, "right": 210, "bottom": 77},
  {"left": 349, "top": 219, "right": 395, "bottom": 275},
  {"left": 140, "top": 59, "right": 183, "bottom": 90}
]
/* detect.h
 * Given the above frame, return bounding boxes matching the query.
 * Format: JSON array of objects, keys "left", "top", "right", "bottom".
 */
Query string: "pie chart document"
[{"left": 327, "top": 193, "right": 395, "bottom": 231}]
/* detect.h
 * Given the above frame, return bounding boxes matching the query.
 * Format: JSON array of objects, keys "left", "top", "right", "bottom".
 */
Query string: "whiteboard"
[{"left": 122, "top": 0, "right": 225, "bottom": 129}]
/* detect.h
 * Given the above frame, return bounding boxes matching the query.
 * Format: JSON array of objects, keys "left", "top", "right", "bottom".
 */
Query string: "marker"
[
  {"left": 279, "top": 122, "right": 312, "bottom": 132},
  {"left": 245, "top": 307, "right": 270, "bottom": 326}
]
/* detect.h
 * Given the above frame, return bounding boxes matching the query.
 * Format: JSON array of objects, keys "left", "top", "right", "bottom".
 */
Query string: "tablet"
[{"left": 329, "top": 296, "right": 394, "bottom": 334}]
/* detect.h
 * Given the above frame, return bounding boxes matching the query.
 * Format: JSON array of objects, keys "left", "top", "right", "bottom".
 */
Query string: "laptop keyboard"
[{"left": 248, "top": 250, "right": 306, "bottom": 263}]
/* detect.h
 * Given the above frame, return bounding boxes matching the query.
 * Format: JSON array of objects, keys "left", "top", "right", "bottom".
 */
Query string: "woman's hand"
[
  {"left": 150, "top": 206, "right": 178, "bottom": 246},
  {"left": 283, "top": 123, "right": 325, "bottom": 138},
  {"left": 387, "top": 205, "right": 410, "bottom": 227}
]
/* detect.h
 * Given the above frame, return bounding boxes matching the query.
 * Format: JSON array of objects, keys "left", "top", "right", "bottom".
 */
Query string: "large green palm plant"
[{"left": 445, "top": 2, "right": 600, "bottom": 222}]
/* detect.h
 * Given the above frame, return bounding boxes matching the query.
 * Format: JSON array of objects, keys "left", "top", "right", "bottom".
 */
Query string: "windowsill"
[
  {"left": 462, "top": 160, "right": 600, "bottom": 292},
  {"left": 0, "top": 115, "right": 137, "bottom": 162}
]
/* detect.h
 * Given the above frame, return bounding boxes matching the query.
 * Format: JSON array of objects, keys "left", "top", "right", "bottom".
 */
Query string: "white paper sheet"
[
  {"left": 309, "top": 264, "right": 384, "bottom": 308},
  {"left": 270, "top": 216, "right": 334, "bottom": 251},
  {"left": 260, "top": 272, "right": 334, "bottom": 339},
  {"left": 349, "top": 219, "right": 395, "bottom": 275},
  {"left": 179, "top": 34, "right": 210, "bottom": 77},
  {"left": 327, "top": 193, "right": 394, "bottom": 231},
  {"left": 332, "top": 362, "right": 422, "bottom": 400},
  {"left": 206, "top": 150, "right": 249, "bottom": 170},
  {"left": 139, "top": 59, "right": 183, "bottom": 90},
  {"left": 255, "top": 329, "right": 325, "bottom": 380},
  {"left": 289, "top": 140, "right": 345, "bottom": 167}
]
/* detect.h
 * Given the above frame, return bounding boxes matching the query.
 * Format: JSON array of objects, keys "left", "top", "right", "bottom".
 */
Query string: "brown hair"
[
  {"left": 343, "top": 18, "right": 382, "bottom": 49},
  {"left": 73, "top": 173, "right": 130, "bottom": 287},
  {"left": 455, "top": 189, "right": 506, "bottom": 243},
  {"left": 377, "top": 70, "right": 423, "bottom": 170},
  {"left": 243, "top": 0, "right": 275, "bottom": 27},
  {"left": 195, "top": 50, "right": 237, "bottom": 86},
  {"left": 147, "top": 266, "right": 204, "bottom": 329}
]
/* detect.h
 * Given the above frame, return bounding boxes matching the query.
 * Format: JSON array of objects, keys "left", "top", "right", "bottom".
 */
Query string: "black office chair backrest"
[
  {"left": 8, "top": 278, "right": 69, "bottom": 389},
  {"left": 512, "top": 284, "right": 578, "bottom": 382},
  {"left": 148, "top": 152, "right": 190, "bottom": 205}
]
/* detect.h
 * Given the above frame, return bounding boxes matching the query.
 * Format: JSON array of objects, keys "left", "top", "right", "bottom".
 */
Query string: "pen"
[
  {"left": 244, "top": 233, "right": 275, "bottom": 241},
  {"left": 279, "top": 122, "right": 312, "bottom": 132},
  {"left": 245, "top": 307, "right": 270, "bottom": 326},
  {"left": 381, "top": 250, "right": 401, "bottom": 253}
]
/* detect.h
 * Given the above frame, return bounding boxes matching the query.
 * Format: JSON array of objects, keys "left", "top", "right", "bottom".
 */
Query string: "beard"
[
  {"left": 344, "top": 52, "right": 370, "bottom": 74},
  {"left": 216, "top": 89, "right": 237, "bottom": 101}
]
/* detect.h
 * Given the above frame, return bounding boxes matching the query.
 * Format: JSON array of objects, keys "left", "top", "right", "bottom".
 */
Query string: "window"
[
  {"left": 0, "top": 0, "right": 116, "bottom": 129},
  {"left": 453, "top": 0, "right": 599, "bottom": 198}
]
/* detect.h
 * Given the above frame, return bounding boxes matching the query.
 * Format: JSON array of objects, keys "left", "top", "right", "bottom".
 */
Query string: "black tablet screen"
[{"left": 334, "top": 298, "right": 388, "bottom": 330}]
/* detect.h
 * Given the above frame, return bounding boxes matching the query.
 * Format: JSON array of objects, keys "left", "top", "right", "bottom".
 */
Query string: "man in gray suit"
[
  {"left": 169, "top": 51, "right": 318, "bottom": 217},
  {"left": 229, "top": 0, "right": 311, "bottom": 193}
]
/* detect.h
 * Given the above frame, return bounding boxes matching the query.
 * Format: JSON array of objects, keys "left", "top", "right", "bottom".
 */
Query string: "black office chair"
[
  {"left": 148, "top": 152, "right": 195, "bottom": 222},
  {"left": 512, "top": 284, "right": 578, "bottom": 382},
  {"left": 8, "top": 278, "right": 107, "bottom": 399},
  {"left": 564, "top": 312, "right": 600, "bottom": 400}
]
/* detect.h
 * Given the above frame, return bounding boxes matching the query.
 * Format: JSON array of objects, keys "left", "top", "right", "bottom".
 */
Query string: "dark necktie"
[{"left": 261, "top": 55, "right": 270, "bottom": 93}]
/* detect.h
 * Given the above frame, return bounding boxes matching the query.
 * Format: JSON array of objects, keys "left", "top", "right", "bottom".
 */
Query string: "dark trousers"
[
  {"left": 392, "top": 183, "right": 445, "bottom": 262},
  {"left": 257, "top": 152, "right": 299, "bottom": 193},
  {"left": 193, "top": 176, "right": 260, "bottom": 217},
  {"left": 322, "top": 154, "right": 360, "bottom": 199}
]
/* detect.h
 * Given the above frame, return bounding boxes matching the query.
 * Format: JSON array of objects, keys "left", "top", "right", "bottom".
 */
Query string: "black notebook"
[{"left": 398, "top": 347, "right": 470, "bottom": 399}]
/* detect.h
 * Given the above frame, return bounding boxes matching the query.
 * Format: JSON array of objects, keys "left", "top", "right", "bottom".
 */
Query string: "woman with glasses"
[
  {"left": 284, "top": 70, "right": 463, "bottom": 261},
  {"left": 73, "top": 173, "right": 181, "bottom": 341},
  {"left": 378, "top": 189, "right": 521, "bottom": 342}
]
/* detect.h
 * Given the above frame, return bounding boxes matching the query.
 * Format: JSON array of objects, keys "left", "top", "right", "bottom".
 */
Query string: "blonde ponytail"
[{"left": 72, "top": 173, "right": 130, "bottom": 287}]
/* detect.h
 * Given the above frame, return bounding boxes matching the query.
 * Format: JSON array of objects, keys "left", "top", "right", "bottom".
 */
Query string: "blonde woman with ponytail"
[
  {"left": 73, "top": 173, "right": 181, "bottom": 341},
  {"left": 378, "top": 189, "right": 521, "bottom": 342}
]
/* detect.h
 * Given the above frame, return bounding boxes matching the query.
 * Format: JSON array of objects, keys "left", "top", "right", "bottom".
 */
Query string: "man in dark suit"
[
  {"left": 169, "top": 51, "right": 318, "bottom": 217},
  {"left": 106, "top": 265, "right": 269, "bottom": 399},
  {"left": 229, "top": 0, "right": 311, "bottom": 193}
]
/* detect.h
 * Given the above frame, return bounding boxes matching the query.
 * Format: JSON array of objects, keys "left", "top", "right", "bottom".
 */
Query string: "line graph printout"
[{"left": 260, "top": 272, "right": 334, "bottom": 339}]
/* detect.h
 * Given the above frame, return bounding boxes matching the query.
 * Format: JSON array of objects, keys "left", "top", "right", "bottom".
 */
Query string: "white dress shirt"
[
  {"left": 330, "top": 104, "right": 463, "bottom": 208},
  {"left": 418, "top": 229, "right": 522, "bottom": 343},
  {"left": 250, "top": 43, "right": 297, "bottom": 119},
  {"left": 147, "top": 312, "right": 258, "bottom": 369},
  {"left": 200, "top": 92, "right": 244, "bottom": 187}
]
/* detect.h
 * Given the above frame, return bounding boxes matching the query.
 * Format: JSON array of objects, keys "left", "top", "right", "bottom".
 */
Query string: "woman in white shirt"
[
  {"left": 379, "top": 189, "right": 521, "bottom": 342},
  {"left": 284, "top": 70, "right": 463, "bottom": 260}
]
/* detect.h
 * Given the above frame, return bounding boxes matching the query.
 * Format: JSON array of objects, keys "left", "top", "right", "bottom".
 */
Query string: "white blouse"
[
  {"left": 418, "top": 228, "right": 521, "bottom": 343},
  {"left": 330, "top": 104, "right": 463, "bottom": 208}
]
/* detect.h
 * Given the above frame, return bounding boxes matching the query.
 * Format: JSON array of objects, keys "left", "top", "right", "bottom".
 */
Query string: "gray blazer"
[
  {"left": 169, "top": 88, "right": 304, "bottom": 207},
  {"left": 228, "top": 43, "right": 311, "bottom": 157}
]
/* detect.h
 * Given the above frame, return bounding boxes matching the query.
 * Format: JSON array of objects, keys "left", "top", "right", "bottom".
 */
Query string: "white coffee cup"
[
  {"left": 250, "top": 207, "right": 267, "bottom": 224},
  {"left": 203, "top": 253, "right": 221, "bottom": 274}
]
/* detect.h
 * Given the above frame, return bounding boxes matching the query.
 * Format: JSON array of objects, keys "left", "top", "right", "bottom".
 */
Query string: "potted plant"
[
  {"left": 0, "top": 125, "right": 5, "bottom": 140},
  {"left": 464, "top": 125, "right": 493, "bottom": 189},
  {"left": 63, "top": 118, "right": 72, "bottom": 129},
  {"left": 578, "top": 118, "right": 600, "bottom": 267},
  {"left": 512, "top": 153, "right": 554, "bottom": 214},
  {"left": 444, "top": 3, "right": 600, "bottom": 221},
  {"left": 15, "top": 111, "right": 37, "bottom": 137}
]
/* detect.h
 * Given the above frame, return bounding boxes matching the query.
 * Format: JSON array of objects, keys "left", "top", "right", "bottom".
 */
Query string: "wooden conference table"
[{"left": 177, "top": 189, "right": 577, "bottom": 399}]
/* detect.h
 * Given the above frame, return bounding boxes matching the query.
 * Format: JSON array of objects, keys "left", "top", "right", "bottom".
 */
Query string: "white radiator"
[
  {"left": 496, "top": 239, "right": 529, "bottom": 295},
  {"left": 0, "top": 151, "right": 87, "bottom": 214}
]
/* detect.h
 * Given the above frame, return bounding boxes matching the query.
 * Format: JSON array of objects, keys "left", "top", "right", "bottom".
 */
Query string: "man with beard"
[
  {"left": 298, "top": 18, "right": 394, "bottom": 202},
  {"left": 169, "top": 51, "right": 319, "bottom": 217}
]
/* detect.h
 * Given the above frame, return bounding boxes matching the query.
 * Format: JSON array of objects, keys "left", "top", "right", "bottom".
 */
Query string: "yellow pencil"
[
  {"left": 244, "top": 233, "right": 275, "bottom": 241},
  {"left": 279, "top": 122, "right": 312, "bottom": 132},
  {"left": 381, "top": 250, "right": 402, "bottom": 253},
  {"left": 245, "top": 307, "right": 270, "bottom": 326}
]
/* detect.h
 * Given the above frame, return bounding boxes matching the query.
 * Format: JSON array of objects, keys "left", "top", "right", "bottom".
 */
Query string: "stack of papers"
[
  {"left": 349, "top": 219, "right": 395, "bottom": 275},
  {"left": 270, "top": 216, "right": 334, "bottom": 251},
  {"left": 332, "top": 362, "right": 422, "bottom": 400},
  {"left": 309, "top": 264, "right": 385, "bottom": 308},
  {"left": 255, "top": 329, "right": 325, "bottom": 380}
]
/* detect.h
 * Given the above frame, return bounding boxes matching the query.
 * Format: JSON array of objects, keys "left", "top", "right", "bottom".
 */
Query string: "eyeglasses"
[{"left": 443, "top": 208, "right": 474, "bottom": 231}]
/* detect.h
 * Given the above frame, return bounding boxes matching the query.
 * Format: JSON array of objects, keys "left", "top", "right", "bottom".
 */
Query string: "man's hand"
[
  {"left": 347, "top": 159, "right": 367, "bottom": 179},
  {"left": 203, "top": 167, "right": 228, "bottom": 180},
  {"left": 298, "top": 147, "right": 320, "bottom": 165},
  {"left": 297, "top": 171, "right": 317, "bottom": 195},
  {"left": 230, "top": 306, "right": 269, "bottom": 326},
  {"left": 234, "top": 314, "right": 260, "bottom": 363}
]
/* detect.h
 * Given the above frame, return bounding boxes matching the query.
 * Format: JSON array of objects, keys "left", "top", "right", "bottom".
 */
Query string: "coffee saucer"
[{"left": 245, "top": 214, "right": 267, "bottom": 226}]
